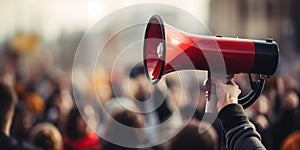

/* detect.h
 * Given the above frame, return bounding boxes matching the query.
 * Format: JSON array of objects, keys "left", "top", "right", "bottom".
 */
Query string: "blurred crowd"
[{"left": 0, "top": 34, "right": 300, "bottom": 150}]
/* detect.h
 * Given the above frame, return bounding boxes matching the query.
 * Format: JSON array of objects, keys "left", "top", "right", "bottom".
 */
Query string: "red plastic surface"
[{"left": 144, "top": 17, "right": 255, "bottom": 82}]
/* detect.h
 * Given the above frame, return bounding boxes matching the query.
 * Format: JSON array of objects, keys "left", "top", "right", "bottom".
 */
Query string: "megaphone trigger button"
[{"left": 266, "top": 38, "right": 273, "bottom": 43}]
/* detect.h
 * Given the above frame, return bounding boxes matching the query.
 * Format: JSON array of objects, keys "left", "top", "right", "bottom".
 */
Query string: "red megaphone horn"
[{"left": 143, "top": 15, "right": 279, "bottom": 108}]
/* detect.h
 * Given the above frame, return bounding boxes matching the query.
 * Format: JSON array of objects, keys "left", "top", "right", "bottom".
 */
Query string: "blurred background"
[
  {"left": 1, "top": 0, "right": 300, "bottom": 70},
  {"left": 0, "top": 0, "right": 299, "bottom": 150},
  {"left": 1, "top": 0, "right": 299, "bottom": 76}
]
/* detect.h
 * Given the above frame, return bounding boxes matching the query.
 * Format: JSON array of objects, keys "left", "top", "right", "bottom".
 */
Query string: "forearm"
[{"left": 218, "top": 104, "right": 266, "bottom": 150}]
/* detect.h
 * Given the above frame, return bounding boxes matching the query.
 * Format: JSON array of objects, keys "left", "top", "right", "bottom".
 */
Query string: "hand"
[{"left": 212, "top": 78, "right": 241, "bottom": 112}]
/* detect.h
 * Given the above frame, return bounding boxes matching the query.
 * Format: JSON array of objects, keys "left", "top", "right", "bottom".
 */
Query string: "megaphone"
[{"left": 143, "top": 15, "right": 279, "bottom": 108}]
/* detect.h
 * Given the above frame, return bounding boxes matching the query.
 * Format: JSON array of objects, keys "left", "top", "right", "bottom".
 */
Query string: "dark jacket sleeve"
[{"left": 218, "top": 104, "right": 266, "bottom": 150}]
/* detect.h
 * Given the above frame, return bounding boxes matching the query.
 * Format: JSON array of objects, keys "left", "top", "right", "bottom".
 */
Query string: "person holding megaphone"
[
  {"left": 213, "top": 78, "right": 266, "bottom": 150},
  {"left": 169, "top": 78, "right": 266, "bottom": 150}
]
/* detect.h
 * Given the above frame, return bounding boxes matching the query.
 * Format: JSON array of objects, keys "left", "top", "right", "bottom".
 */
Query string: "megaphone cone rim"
[{"left": 143, "top": 15, "right": 167, "bottom": 84}]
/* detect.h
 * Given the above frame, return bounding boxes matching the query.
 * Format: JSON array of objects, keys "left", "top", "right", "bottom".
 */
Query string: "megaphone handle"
[
  {"left": 218, "top": 73, "right": 265, "bottom": 109},
  {"left": 223, "top": 73, "right": 265, "bottom": 109},
  {"left": 205, "top": 73, "right": 264, "bottom": 111},
  {"left": 238, "top": 75, "right": 265, "bottom": 108}
]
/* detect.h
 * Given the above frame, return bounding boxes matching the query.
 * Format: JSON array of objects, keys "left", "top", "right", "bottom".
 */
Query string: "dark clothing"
[
  {"left": 0, "top": 132, "right": 19, "bottom": 150},
  {"left": 272, "top": 109, "right": 298, "bottom": 150},
  {"left": 0, "top": 132, "right": 41, "bottom": 150},
  {"left": 250, "top": 114, "right": 273, "bottom": 149},
  {"left": 218, "top": 104, "right": 266, "bottom": 150}
]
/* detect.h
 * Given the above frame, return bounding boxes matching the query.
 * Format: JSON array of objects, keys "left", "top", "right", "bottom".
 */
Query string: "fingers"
[
  {"left": 212, "top": 77, "right": 241, "bottom": 96},
  {"left": 210, "top": 76, "right": 242, "bottom": 112},
  {"left": 225, "top": 80, "right": 234, "bottom": 85},
  {"left": 211, "top": 77, "right": 235, "bottom": 86}
]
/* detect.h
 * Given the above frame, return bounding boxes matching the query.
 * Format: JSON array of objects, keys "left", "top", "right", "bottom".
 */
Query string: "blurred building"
[{"left": 209, "top": 0, "right": 300, "bottom": 57}]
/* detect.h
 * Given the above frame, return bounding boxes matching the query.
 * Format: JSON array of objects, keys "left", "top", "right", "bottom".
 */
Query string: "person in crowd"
[
  {"left": 247, "top": 95, "right": 273, "bottom": 149},
  {"left": 214, "top": 78, "right": 266, "bottom": 150},
  {"left": 127, "top": 64, "right": 173, "bottom": 122},
  {"left": 280, "top": 109, "right": 300, "bottom": 150},
  {"left": 169, "top": 78, "right": 266, "bottom": 150},
  {"left": 125, "top": 64, "right": 182, "bottom": 148},
  {"left": 263, "top": 76, "right": 285, "bottom": 122},
  {"left": 281, "top": 131, "right": 300, "bottom": 150},
  {"left": 101, "top": 109, "right": 146, "bottom": 150},
  {"left": 29, "top": 122, "right": 63, "bottom": 150},
  {"left": 44, "top": 87, "right": 74, "bottom": 133},
  {"left": 63, "top": 107, "right": 101, "bottom": 150},
  {"left": 23, "top": 92, "right": 45, "bottom": 118},
  {"left": 272, "top": 88, "right": 299, "bottom": 150},
  {"left": 11, "top": 102, "right": 36, "bottom": 142},
  {"left": 0, "top": 81, "right": 41, "bottom": 150},
  {"left": 169, "top": 119, "right": 218, "bottom": 150}
]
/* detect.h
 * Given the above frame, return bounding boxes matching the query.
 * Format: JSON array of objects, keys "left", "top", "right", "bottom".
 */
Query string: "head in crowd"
[
  {"left": 64, "top": 106, "right": 100, "bottom": 150},
  {"left": 12, "top": 102, "right": 36, "bottom": 141},
  {"left": 104, "top": 109, "right": 144, "bottom": 149},
  {"left": 127, "top": 64, "right": 174, "bottom": 122},
  {"left": 45, "top": 88, "right": 73, "bottom": 133},
  {"left": 281, "top": 131, "right": 300, "bottom": 150},
  {"left": 29, "top": 123, "right": 62, "bottom": 150},
  {"left": 127, "top": 64, "right": 150, "bottom": 101},
  {"left": 0, "top": 81, "right": 17, "bottom": 136},
  {"left": 65, "top": 107, "right": 88, "bottom": 140},
  {"left": 282, "top": 88, "right": 299, "bottom": 111},
  {"left": 281, "top": 110, "right": 300, "bottom": 150},
  {"left": 23, "top": 92, "right": 45, "bottom": 117},
  {"left": 169, "top": 119, "right": 218, "bottom": 150}
]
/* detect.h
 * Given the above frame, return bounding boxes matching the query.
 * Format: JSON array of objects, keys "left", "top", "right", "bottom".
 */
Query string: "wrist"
[
  {"left": 224, "top": 97, "right": 238, "bottom": 105},
  {"left": 218, "top": 104, "right": 248, "bottom": 132},
  {"left": 218, "top": 97, "right": 238, "bottom": 112}
]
